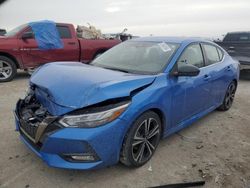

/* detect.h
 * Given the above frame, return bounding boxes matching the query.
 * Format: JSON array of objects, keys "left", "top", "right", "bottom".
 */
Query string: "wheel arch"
[
  {"left": 232, "top": 79, "right": 238, "bottom": 88},
  {"left": 0, "top": 52, "right": 20, "bottom": 69},
  {"left": 148, "top": 108, "right": 166, "bottom": 137},
  {"left": 119, "top": 107, "right": 167, "bottom": 166},
  {"left": 124, "top": 107, "right": 167, "bottom": 140}
]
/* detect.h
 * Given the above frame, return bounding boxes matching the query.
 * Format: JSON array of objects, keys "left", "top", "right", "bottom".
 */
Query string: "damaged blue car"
[{"left": 14, "top": 37, "right": 239, "bottom": 169}]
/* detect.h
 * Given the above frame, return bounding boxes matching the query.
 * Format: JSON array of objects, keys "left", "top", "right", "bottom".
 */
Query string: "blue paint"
[
  {"left": 29, "top": 20, "right": 63, "bottom": 50},
  {"left": 16, "top": 37, "right": 239, "bottom": 170}
]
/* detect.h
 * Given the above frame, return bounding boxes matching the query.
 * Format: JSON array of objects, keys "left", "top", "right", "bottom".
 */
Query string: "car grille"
[
  {"left": 19, "top": 119, "right": 38, "bottom": 140},
  {"left": 16, "top": 97, "right": 61, "bottom": 149}
]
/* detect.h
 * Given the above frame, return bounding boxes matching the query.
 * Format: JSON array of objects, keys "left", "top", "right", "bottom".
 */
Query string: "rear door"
[
  {"left": 54, "top": 25, "right": 79, "bottom": 62},
  {"left": 19, "top": 25, "right": 79, "bottom": 68},
  {"left": 201, "top": 43, "right": 233, "bottom": 106}
]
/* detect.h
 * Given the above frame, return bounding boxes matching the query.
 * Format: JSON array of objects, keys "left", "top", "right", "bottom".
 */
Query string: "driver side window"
[
  {"left": 22, "top": 27, "right": 35, "bottom": 39},
  {"left": 177, "top": 44, "right": 204, "bottom": 68}
]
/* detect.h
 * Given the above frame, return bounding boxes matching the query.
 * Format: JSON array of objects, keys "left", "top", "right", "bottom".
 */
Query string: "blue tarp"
[{"left": 29, "top": 20, "right": 63, "bottom": 50}]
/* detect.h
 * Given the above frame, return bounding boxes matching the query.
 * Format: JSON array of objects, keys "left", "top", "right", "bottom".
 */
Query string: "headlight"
[{"left": 59, "top": 102, "right": 130, "bottom": 128}]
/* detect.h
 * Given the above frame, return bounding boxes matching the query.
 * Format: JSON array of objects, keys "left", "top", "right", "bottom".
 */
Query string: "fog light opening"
[
  {"left": 71, "top": 154, "right": 95, "bottom": 161},
  {"left": 63, "top": 153, "right": 98, "bottom": 162}
]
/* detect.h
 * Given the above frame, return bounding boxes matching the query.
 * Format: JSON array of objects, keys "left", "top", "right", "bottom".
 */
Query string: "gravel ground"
[{"left": 0, "top": 70, "right": 249, "bottom": 188}]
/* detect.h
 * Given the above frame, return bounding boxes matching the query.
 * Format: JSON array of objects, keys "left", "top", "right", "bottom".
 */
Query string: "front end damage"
[
  {"left": 15, "top": 89, "right": 60, "bottom": 149},
  {"left": 14, "top": 62, "right": 157, "bottom": 169},
  {"left": 14, "top": 87, "right": 132, "bottom": 169}
]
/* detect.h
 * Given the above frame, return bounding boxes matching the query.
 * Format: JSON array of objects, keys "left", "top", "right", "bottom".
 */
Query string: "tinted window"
[
  {"left": 22, "top": 27, "right": 34, "bottom": 39},
  {"left": 224, "top": 33, "right": 250, "bottom": 42},
  {"left": 239, "top": 34, "right": 250, "bottom": 41},
  {"left": 0, "top": 29, "right": 6, "bottom": 36},
  {"left": 56, "top": 26, "right": 71, "bottom": 38},
  {"left": 224, "top": 33, "right": 238, "bottom": 41},
  {"left": 177, "top": 44, "right": 204, "bottom": 68},
  {"left": 203, "top": 44, "right": 220, "bottom": 65}
]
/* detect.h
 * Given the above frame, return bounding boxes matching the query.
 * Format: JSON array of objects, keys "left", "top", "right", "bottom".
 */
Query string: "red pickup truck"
[{"left": 0, "top": 23, "right": 121, "bottom": 82}]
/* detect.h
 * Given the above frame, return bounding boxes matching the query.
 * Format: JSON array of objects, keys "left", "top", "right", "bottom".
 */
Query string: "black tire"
[
  {"left": 0, "top": 56, "right": 17, "bottom": 82},
  {"left": 120, "top": 111, "right": 162, "bottom": 167},
  {"left": 217, "top": 81, "right": 237, "bottom": 111}
]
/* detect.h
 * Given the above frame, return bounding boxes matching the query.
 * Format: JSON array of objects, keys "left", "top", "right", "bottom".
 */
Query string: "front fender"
[{"left": 119, "top": 75, "right": 170, "bottom": 136}]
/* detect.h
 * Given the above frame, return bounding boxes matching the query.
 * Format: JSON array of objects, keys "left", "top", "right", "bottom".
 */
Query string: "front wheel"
[
  {"left": 217, "top": 81, "right": 237, "bottom": 111},
  {"left": 120, "top": 111, "right": 162, "bottom": 167},
  {"left": 0, "top": 56, "right": 17, "bottom": 82}
]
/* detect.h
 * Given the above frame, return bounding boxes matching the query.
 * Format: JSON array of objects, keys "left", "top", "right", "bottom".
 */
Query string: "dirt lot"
[{"left": 0, "top": 71, "right": 249, "bottom": 188}]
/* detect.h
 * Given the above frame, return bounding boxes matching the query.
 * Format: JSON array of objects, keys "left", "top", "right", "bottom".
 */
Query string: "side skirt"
[{"left": 163, "top": 105, "right": 218, "bottom": 138}]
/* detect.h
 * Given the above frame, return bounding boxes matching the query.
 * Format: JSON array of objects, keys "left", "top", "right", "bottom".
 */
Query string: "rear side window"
[
  {"left": 177, "top": 44, "right": 204, "bottom": 68},
  {"left": 217, "top": 47, "right": 224, "bottom": 61},
  {"left": 203, "top": 44, "right": 220, "bottom": 66},
  {"left": 56, "top": 26, "right": 72, "bottom": 39}
]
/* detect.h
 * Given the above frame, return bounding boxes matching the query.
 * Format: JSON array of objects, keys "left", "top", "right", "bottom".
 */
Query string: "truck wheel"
[
  {"left": 0, "top": 56, "right": 17, "bottom": 82},
  {"left": 120, "top": 111, "right": 162, "bottom": 167}
]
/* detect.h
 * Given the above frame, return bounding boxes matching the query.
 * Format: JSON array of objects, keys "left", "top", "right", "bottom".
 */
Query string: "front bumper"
[{"left": 15, "top": 100, "right": 129, "bottom": 170}]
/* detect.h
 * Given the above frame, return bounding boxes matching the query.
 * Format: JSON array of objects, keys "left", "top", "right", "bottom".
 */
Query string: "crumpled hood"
[{"left": 30, "top": 62, "right": 156, "bottom": 112}]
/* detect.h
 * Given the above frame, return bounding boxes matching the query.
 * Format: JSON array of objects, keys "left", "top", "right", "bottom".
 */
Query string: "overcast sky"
[{"left": 0, "top": 0, "right": 250, "bottom": 39}]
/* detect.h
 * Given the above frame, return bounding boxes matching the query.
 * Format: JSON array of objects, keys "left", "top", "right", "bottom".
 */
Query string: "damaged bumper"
[{"left": 14, "top": 99, "right": 128, "bottom": 170}]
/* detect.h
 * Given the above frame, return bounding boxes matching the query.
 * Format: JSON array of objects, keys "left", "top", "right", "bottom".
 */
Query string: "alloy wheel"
[
  {"left": 131, "top": 118, "right": 160, "bottom": 164},
  {"left": 225, "top": 83, "right": 236, "bottom": 109},
  {"left": 0, "top": 60, "right": 12, "bottom": 80}
]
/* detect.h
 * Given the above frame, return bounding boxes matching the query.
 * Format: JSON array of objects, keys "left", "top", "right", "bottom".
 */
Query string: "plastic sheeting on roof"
[{"left": 29, "top": 20, "right": 63, "bottom": 50}]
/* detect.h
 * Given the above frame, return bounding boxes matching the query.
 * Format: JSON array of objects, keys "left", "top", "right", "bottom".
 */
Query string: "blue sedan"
[{"left": 15, "top": 37, "right": 239, "bottom": 169}]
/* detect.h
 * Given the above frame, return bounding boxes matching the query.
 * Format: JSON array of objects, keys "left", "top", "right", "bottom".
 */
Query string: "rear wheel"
[
  {"left": 0, "top": 56, "right": 17, "bottom": 82},
  {"left": 120, "top": 111, "right": 162, "bottom": 167},
  {"left": 217, "top": 81, "right": 237, "bottom": 111}
]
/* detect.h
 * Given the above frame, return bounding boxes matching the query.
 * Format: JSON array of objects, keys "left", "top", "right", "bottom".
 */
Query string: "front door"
[
  {"left": 170, "top": 43, "right": 212, "bottom": 126},
  {"left": 18, "top": 25, "right": 79, "bottom": 68}
]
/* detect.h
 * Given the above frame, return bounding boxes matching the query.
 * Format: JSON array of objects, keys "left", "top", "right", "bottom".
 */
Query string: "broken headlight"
[{"left": 59, "top": 101, "right": 130, "bottom": 128}]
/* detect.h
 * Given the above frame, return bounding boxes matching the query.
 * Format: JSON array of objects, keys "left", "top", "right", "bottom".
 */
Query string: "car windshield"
[
  {"left": 91, "top": 41, "right": 179, "bottom": 74},
  {"left": 5, "top": 24, "right": 27, "bottom": 37}
]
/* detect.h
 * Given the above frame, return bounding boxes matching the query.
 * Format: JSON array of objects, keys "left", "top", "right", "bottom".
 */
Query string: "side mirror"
[
  {"left": 22, "top": 32, "right": 34, "bottom": 40},
  {"left": 173, "top": 64, "right": 200, "bottom": 77}
]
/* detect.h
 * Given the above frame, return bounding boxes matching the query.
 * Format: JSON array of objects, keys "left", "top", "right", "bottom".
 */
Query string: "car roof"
[{"left": 132, "top": 36, "right": 212, "bottom": 44}]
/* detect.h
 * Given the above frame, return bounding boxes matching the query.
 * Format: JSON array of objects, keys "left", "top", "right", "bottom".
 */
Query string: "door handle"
[
  {"left": 225, "top": 66, "right": 231, "bottom": 71},
  {"left": 68, "top": 42, "right": 76, "bottom": 45},
  {"left": 228, "top": 46, "right": 235, "bottom": 50},
  {"left": 203, "top": 74, "right": 211, "bottom": 81}
]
